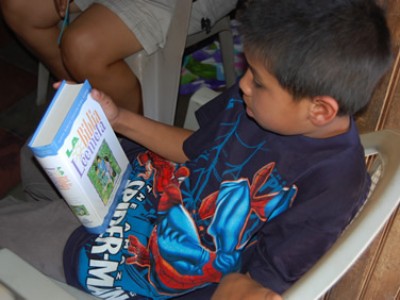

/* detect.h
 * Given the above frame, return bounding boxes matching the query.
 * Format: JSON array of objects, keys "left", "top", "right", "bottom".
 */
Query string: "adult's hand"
[{"left": 53, "top": 0, "right": 70, "bottom": 18}]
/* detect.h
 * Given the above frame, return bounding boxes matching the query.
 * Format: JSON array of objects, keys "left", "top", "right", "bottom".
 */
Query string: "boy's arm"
[
  {"left": 212, "top": 273, "right": 282, "bottom": 300},
  {"left": 91, "top": 89, "right": 193, "bottom": 163}
]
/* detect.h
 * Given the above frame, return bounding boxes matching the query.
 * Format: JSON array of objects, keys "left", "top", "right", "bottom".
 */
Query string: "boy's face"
[{"left": 239, "top": 53, "right": 313, "bottom": 135}]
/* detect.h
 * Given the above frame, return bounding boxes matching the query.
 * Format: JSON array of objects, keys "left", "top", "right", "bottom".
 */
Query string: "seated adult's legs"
[
  {"left": 0, "top": 0, "right": 76, "bottom": 80},
  {"left": 0, "top": 0, "right": 143, "bottom": 113},
  {"left": 60, "top": 4, "right": 143, "bottom": 113}
]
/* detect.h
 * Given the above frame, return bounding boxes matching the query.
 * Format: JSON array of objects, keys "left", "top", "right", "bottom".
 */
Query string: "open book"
[{"left": 29, "top": 80, "right": 131, "bottom": 234}]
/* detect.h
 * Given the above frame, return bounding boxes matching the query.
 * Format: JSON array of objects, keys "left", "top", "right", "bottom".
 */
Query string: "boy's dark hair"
[{"left": 239, "top": 0, "right": 392, "bottom": 115}]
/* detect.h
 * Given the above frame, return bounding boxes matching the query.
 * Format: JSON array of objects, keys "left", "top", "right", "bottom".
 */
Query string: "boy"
[{"left": 0, "top": 0, "right": 392, "bottom": 299}]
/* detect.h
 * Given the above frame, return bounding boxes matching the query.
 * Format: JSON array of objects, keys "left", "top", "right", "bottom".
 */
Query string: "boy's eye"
[{"left": 252, "top": 79, "right": 263, "bottom": 88}]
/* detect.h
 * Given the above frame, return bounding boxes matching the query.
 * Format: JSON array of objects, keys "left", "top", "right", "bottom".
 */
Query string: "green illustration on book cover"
[
  {"left": 88, "top": 141, "right": 121, "bottom": 205},
  {"left": 71, "top": 204, "right": 90, "bottom": 217}
]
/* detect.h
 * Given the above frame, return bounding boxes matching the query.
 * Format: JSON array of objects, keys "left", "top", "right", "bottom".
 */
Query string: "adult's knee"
[
  {"left": 1, "top": 0, "right": 28, "bottom": 29},
  {"left": 1, "top": 0, "right": 59, "bottom": 33},
  {"left": 60, "top": 28, "right": 104, "bottom": 81}
]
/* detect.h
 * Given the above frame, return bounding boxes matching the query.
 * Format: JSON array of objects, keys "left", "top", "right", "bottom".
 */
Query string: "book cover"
[{"left": 29, "top": 80, "right": 131, "bottom": 234}]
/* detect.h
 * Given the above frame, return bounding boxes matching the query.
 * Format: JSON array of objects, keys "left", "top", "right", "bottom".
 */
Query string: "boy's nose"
[{"left": 239, "top": 69, "right": 252, "bottom": 97}]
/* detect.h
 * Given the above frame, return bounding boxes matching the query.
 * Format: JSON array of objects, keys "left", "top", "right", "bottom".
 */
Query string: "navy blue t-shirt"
[{"left": 64, "top": 84, "right": 370, "bottom": 299}]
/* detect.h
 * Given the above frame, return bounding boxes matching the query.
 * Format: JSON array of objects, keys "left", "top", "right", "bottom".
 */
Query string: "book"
[{"left": 29, "top": 80, "right": 131, "bottom": 234}]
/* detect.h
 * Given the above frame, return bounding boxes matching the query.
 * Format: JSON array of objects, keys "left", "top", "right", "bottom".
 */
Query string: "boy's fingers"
[
  {"left": 52, "top": 80, "right": 76, "bottom": 89},
  {"left": 53, "top": 81, "right": 62, "bottom": 89},
  {"left": 91, "top": 89, "right": 113, "bottom": 107},
  {"left": 91, "top": 89, "right": 102, "bottom": 101}
]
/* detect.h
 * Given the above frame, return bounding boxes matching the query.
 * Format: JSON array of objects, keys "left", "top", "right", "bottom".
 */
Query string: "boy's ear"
[{"left": 308, "top": 96, "right": 339, "bottom": 126}]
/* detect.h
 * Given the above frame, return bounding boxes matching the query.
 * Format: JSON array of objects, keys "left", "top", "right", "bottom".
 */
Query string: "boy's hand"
[
  {"left": 90, "top": 89, "right": 121, "bottom": 127},
  {"left": 54, "top": 0, "right": 70, "bottom": 18},
  {"left": 53, "top": 82, "right": 121, "bottom": 126},
  {"left": 212, "top": 273, "right": 283, "bottom": 300}
]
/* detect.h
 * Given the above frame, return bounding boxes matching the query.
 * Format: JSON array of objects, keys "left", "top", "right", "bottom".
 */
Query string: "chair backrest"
[
  {"left": 282, "top": 129, "right": 400, "bottom": 300},
  {"left": 127, "top": 2, "right": 237, "bottom": 125},
  {"left": 125, "top": 0, "right": 193, "bottom": 124}
]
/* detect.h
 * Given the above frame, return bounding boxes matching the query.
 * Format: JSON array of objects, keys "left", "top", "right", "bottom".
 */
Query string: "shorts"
[
  {"left": 0, "top": 196, "right": 80, "bottom": 283},
  {"left": 0, "top": 143, "right": 81, "bottom": 282},
  {"left": 73, "top": 0, "right": 177, "bottom": 55}
]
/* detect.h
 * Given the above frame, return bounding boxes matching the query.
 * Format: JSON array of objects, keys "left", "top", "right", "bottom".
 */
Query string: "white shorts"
[
  {"left": 74, "top": 0, "right": 176, "bottom": 54},
  {"left": 73, "top": 0, "right": 239, "bottom": 54}
]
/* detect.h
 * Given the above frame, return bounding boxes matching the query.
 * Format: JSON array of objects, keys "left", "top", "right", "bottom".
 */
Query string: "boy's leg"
[
  {"left": 0, "top": 144, "right": 80, "bottom": 282},
  {"left": 0, "top": 196, "right": 80, "bottom": 283}
]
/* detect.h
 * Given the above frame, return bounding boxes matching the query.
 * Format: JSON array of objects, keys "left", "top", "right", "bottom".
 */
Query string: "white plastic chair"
[
  {"left": 127, "top": 10, "right": 237, "bottom": 125},
  {"left": 36, "top": 2, "right": 236, "bottom": 125},
  {"left": 282, "top": 129, "right": 400, "bottom": 300},
  {"left": 123, "top": 0, "right": 192, "bottom": 124},
  {"left": 0, "top": 248, "right": 99, "bottom": 299}
]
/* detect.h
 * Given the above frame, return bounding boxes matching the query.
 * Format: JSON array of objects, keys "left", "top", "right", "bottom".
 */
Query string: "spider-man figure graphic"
[{"left": 126, "top": 151, "right": 297, "bottom": 295}]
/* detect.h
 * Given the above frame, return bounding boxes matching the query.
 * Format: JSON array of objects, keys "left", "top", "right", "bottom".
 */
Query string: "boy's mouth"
[
  {"left": 245, "top": 104, "right": 254, "bottom": 117},
  {"left": 242, "top": 97, "right": 252, "bottom": 113}
]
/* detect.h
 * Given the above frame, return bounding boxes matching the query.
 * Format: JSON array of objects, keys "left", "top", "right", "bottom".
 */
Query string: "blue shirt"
[{"left": 64, "top": 84, "right": 370, "bottom": 299}]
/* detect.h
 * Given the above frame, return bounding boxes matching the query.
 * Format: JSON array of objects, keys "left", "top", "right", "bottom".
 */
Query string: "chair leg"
[
  {"left": 219, "top": 30, "right": 236, "bottom": 87},
  {"left": 36, "top": 63, "right": 50, "bottom": 106},
  {"left": 186, "top": 15, "right": 237, "bottom": 89},
  {"left": 218, "top": 19, "right": 236, "bottom": 88}
]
